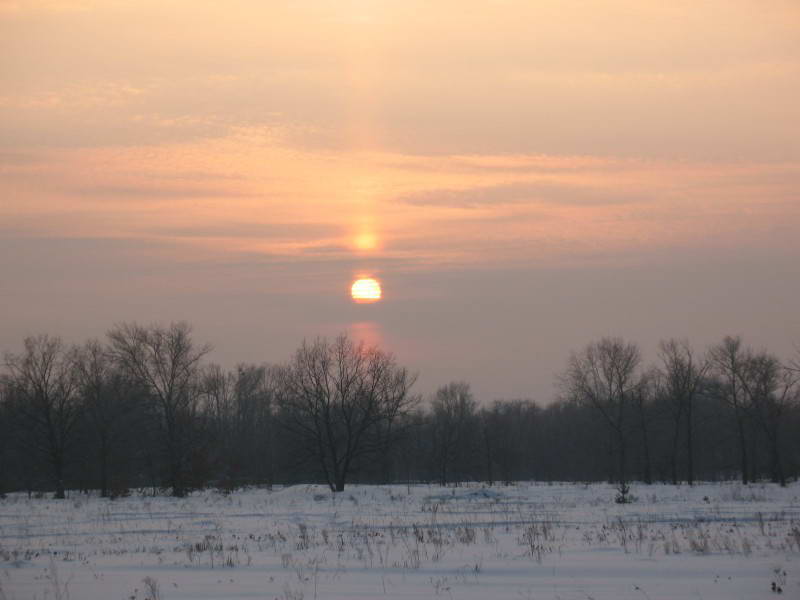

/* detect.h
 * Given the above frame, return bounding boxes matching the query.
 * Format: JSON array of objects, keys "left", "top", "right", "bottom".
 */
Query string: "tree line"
[{"left": 1, "top": 322, "right": 798, "bottom": 498}]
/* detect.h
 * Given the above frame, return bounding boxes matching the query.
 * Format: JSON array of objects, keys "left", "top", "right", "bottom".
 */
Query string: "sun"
[{"left": 351, "top": 278, "right": 382, "bottom": 303}]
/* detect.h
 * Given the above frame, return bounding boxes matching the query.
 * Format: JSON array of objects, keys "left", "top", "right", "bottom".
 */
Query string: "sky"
[{"left": 2, "top": 0, "right": 799, "bottom": 402}]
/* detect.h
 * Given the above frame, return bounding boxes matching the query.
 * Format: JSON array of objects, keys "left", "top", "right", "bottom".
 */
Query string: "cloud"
[
  {"left": 0, "top": 150, "right": 47, "bottom": 166},
  {"left": 161, "top": 222, "right": 338, "bottom": 241},
  {"left": 62, "top": 183, "right": 256, "bottom": 199},
  {"left": 397, "top": 181, "right": 643, "bottom": 209},
  {"left": 375, "top": 154, "right": 623, "bottom": 175}
]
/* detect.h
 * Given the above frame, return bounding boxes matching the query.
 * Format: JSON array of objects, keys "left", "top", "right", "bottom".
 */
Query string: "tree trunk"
[
  {"left": 769, "top": 435, "right": 785, "bottom": 487},
  {"left": 100, "top": 451, "right": 109, "bottom": 498},
  {"left": 99, "top": 435, "right": 109, "bottom": 498},
  {"left": 439, "top": 440, "right": 449, "bottom": 486},
  {"left": 748, "top": 420, "right": 758, "bottom": 483},
  {"left": 617, "top": 431, "right": 627, "bottom": 485},
  {"left": 639, "top": 402, "right": 652, "bottom": 485},
  {"left": 670, "top": 426, "right": 680, "bottom": 485},
  {"left": 334, "top": 472, "right": 346, "bottom": 492},
  {"left": 483, "top": 424, "right": 493, "bottom": 486},
  {"left": 736, "top": 415, "right": 749, "bottom": 485},
  {"left": 265, "top": 420, "right": 274, "bottom": 491},
  {"left": 51, "top": 449, "right": 66, "bottom": 499},
  {"left": 686, "top": 401, "right": 694, "bottom": 486},
  {"left": 641, "top": 428, "right": 652, "bottom": 485},
  {"left": 170, "top": 452, "right": 185, "bottom": 497}
]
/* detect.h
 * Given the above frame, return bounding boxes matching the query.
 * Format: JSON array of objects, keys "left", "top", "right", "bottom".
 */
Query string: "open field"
[{"left": 1, "top": 482, "right": 798, "bottom": 599}]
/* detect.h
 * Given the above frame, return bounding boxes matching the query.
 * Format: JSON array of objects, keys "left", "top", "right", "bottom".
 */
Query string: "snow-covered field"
[{"left": 1, "top": 482, "right": 798, "bottom": 599}]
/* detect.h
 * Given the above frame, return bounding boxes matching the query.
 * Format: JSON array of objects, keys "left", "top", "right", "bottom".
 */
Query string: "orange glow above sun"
[
  {"left": 351, "top": 278, "right": 382, "bottom": 303},
  {"left": 354, "top": 232, "right": 378, "bottom": 251}
]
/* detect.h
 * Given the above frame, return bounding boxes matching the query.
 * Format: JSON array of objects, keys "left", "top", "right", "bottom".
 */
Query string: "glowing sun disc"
[{"left": 351, "top": 278, "right": 382, "bottom": 303}]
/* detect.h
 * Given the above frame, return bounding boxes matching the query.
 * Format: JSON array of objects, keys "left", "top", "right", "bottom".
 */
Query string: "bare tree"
[
  {"left": 560, "top": 337, "right": 641, "bottom": 485},
  {"left": 236, "top": 364, "right": 277, "bottom": 487},
  {"left": 481, "top": 408, "right": 494, "bottom": 486},
  {"left": 738, "top": 351, "right": 798, "bottom": 487},
  {"left": 632, "top": 369, "right": 657, "bottom": 484},
  {"left": 657, "top": 338, "right": 709, "bottom": 485},
  {"left": 201, "top": 364, "right": 235, "bottom": 487},
  {"left": 790, "top": 345, "right": 800, "bottom": 376},
  {"left": 275, "top": 334, "right": 416, "bottom": 492},
  {"left": 202, "top": 363, "right": 275, "bottom": 490},
  {"left": 430, "top": 382, "right": 479, "bottom": 486},
  {"left": 4, "top": 335, "right": 80, "bottom": 499},
  {"left": 708, "top": 336, "right": 752, "bottom": 484},
  {"left": 481, "top": 399, "right": 538, "bottom": 486},
  {"left": 0, "top": 376, "right": 14, "bottom": 497},
  {"left": 74, "top": 340, "right": 141, "bottom": 497},
  {"left": 107, "top": 322, "right": 210, "bottom": 497}
]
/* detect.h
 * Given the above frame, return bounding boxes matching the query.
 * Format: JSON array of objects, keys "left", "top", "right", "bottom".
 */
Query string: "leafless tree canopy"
[
  {"left": 107, "top": 322, "right": 211, "bottom": 497},
  {"left": 275, "top": 334, "right": 417, "bottom": 492},
  {"left": 74, "top": 339, "right": 141, "bottom": 497},
  {"left": 430, "top": 382, "right": 478, "bottom": 486},
  {"left": 1, "top": 326, "right": 799, "bottom": 498},
  {"left": 201, "top": 363, "right": 276, "bottom": 491},
  {"left": 3, "top": 335, "right": 79, "bottom": 499},
  {"left": 657, "top": 338, "right": 709, "bottom": 485},
  {"left": 560, "top": 337, "right": 642, "bottom": 484}
]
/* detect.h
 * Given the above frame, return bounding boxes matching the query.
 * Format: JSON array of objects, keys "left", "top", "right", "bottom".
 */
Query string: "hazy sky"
[{"left": 2, "top": 0, "right": 799, "bottom": 401}]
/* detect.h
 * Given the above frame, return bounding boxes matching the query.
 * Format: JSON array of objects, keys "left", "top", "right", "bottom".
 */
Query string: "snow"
[{"left": 0, "top": 482, "right": 798, "bottom": 599}]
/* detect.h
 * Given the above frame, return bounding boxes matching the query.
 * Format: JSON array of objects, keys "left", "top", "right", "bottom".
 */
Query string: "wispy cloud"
[
  {"left": 160, "top": 222, "right": 338, "bottom": 241},
  {"left": 398, "top": 181, "right": 643, "bottom": 209},
  {"left": 62, "top": 183, "right": 256, "bottom": 199}
]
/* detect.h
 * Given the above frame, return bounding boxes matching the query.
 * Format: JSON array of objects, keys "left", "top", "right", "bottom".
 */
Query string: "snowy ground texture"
[{"left": 1, "top": 482, "right": 799, "bottom": 600}]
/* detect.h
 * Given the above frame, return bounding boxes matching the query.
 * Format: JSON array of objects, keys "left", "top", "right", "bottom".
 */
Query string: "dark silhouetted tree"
[
  {"left": 560, "top": 337, "right": 642, "bottom": 485},
  {"left": 108, "top": 322, "right": 210, "bottom": 497},
  {"left": 4, "top": 335, "right": 80, "bottom": 499},
  {"left": 739, "top": 351, "right": 798, "bottom": 486},
  {"left": 430, "top": 382, "right": 479, "bottom": 486},
  {"left": 709, "top": 336, "right": 752, "bottom": 484},
  {"left": 276, "top": 334, "right": 416, "bottom": 492},
  {"left": 74, "top": 340, "right": 141, "bottom": 497},
  {"left": 657, "top": 338, "right": 709, "bottom": 485}
]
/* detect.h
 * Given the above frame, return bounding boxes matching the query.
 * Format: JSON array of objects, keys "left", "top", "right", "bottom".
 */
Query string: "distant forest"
[{"left": 1, "top": 322, "right": 799, "bottom": 498}]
